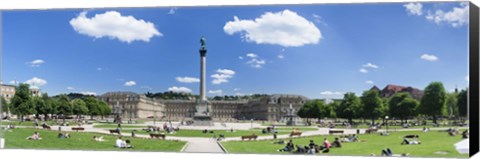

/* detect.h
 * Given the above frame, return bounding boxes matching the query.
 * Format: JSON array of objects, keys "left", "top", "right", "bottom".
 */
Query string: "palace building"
[
  {"left": 98, "top": 92, "right": 308, "bottom": 122},
  {"left": 370, "top": 84, "right": 424, "bottom": 100}
]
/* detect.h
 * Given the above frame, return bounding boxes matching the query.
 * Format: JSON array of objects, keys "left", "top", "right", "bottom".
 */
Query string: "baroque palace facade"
[{"left": 99, "top": 92, "right": 308, "bottom": 121}]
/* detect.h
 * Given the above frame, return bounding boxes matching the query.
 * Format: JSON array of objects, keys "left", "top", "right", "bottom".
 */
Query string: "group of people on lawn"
[{"left": 277, "top": 138, "right": 343, "bottom": 154}]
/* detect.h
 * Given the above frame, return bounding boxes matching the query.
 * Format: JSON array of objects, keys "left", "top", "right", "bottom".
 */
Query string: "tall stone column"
[{"left": 200, "top": 48, "right": 207, "bottom": 101}]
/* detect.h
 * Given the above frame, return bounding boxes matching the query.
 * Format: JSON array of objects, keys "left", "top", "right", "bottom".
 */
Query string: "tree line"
[
  {"left": 1, "top": 83, "right": 111, "bottom": 122},
  {"left": 297, "top": 82, "right": 468, "bottom": 125}
]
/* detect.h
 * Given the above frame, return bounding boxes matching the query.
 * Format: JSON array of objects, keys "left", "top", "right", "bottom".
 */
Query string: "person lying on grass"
[
  {"left": 401, "top": 138, "right": 421, "bottom": 145},
  {"left": 277, "top": 140, "right": 294, "bottom": 152},
  {"left": 93, "top": 136, "right": 105, "bottom": 142},
  {"left": 58, "top": 132, "right": 71, "bottom": 139},
  {"left": 26, "top": 131, "right": 42, "bottom": 140}
]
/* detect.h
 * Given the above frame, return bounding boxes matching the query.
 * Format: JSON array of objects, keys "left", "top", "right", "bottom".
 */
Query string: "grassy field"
[
  {"left": 3, "top": 128, "right": 186, "bottom": 152},
  {"left": 221, "top": 130, "right": 468, "bottom": 158},
  {"left": 122, "top": 129, "right": 291, "bottom": 138}
]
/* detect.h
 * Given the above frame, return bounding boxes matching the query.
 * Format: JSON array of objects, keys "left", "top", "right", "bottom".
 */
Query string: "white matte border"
[{"left": 0, "top": 0, "right": 468, "bottom": 10}]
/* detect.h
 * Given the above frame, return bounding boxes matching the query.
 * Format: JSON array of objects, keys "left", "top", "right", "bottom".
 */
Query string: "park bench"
[
  {"left": 241, "top": 134, "right": 258, "bottom": 140},
  {"left": 290, "top": 131, "right": 302, "bottom": 137},
  {"left": 109, "top": 129, "right": 121, "bottom": 135},
  {"left": 71, "top": 127, "right": 85, "bottom": 132},
  {"left": 329, "top": 130, "right": 344, "bottom": 135},
  {"left": 42, "top": 125, "right": 51, "bottom": 130},
  {"left": 149, "top": 133, "right": 166, "bottom": 139},
  {"left": 365, "top": 128, "right": 377, "bottom": 134}
]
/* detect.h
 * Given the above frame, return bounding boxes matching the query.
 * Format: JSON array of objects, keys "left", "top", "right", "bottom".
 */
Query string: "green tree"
[
  {"left": 31, "top": 96, "right": 46, "bottom": 120},
  {"left": 40, "top": 93, "right": 55, "bottom": 120},
  {"left": 298, "top": 101, "right": 316, "bottom": 124},
  {"left": 446, "top": 93, "right": 458, "bottom": 118},
  {"left": 55, "top": 94, "right": 72, "bottom": 123},
  {"left": 457, "top": 88, "right": 468, "bottom": 118},
  {"left": 388, "top": 93, "right": 419, "bottom": 124},
  {"left": 84, "top": 97, "right": 101, "bottom": 119},
  {"left": 418, "top": 82, "right": 447, "bottom": 124},
  {"left": 72, "top": 99, "right": 89, "bottom": 119},
  {"left": 337, "top": 92, "right": 361, "bottom": 125},
  {"left": 98, "top": 101, "right": 111, "bottom": 120},
  {"left": 10, "top": 83, "right": 35, "bottom": 121},
  {"left": 360, "top": 90, "right": 385, "bottom": 125},
  {"left": 1, "top": 96, "right": 10, "bottom": 117}
]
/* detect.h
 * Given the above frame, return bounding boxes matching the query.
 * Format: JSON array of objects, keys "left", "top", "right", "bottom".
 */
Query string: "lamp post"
[
  {"left": 385, "top": 116, "right": 389, "bottom": 133},
  {"left": 251, "top": 119, "right": 253, "bottom": 129}
]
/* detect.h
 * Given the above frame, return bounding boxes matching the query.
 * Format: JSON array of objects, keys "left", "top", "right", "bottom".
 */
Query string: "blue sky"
[{"left": 1, "top": 2, "right": 470, "bottom": 99}]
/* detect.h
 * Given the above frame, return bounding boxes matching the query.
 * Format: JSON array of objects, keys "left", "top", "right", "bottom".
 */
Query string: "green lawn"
[
  {"left": 3, "top": 128, "right": 186, "bottom": 152},
  {"left": 221, "top": 130, "right": 468, "bottom": 158},
  {"left": 123, "top": 129, "right": 291, "bottom": 138}
]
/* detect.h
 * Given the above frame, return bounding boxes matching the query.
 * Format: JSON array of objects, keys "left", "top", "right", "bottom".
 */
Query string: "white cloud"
[
  {"left": 223, "top": 9, "right": 322, "bottom": 47},
  {"left": 80, "top": 91, "right": 97, "bottom": 96},
  {"left": 277, "top": 54, "right": 285, "bottom": 59},
  {"left": 465, "top": 75, "right": 469, "bottom": 82},
  {"left": 365, "top": 80, "right": 374, "bottom": 84},
  {"left": 233, "top": 88, "right": 240, "bottom": 91},
  {"left": 97, "top": 67, "right": 103, "bottom": 71},
  {"left": 363, "top": 63, "right": 379, "bottom": 69},
  {"left": 211, "top": 69, "right": 235, "bottom": 85},
  {"left": 124, "top": 81, "right": 136, "bottom": 86},
  {"left": 420, "top": 54, "right": 438, "bottom": 61},
  {"left": 404, "top": 3, "right": 423, "bottom": 16},
  {"left": 27, "top": 59, "right": 45, "bottom": 67},
  {"left": 70, "top": 11, "right": 162, "bottom": 43},
  {"left": 238, "top": 56, "right": 243, "bottom": 60},
  {"left": 176, "top": 77, "right": 200, "bottom": 83},
  {"left": 168, "top": 86, "right": 192, "bottom": 93},
  {"left": 168, "top": 7, "right": 177, "bottom": 14},
  {"left": 25, "top": 77, "right": 47, "bottom": 87},
  {"left": 246, "top": 53, "right": 258, "bottom": 58},
  {"left": 245, "top": 53, "right": 266, "bottom": 68},
  {"left": 208, "top": 89, "right": 223, "bottom": 95},
  {"left": 320, "top": 91, "right": 343, "bottom": 96},
  {"left": 425, "top": 3, "right": 469, "bottom": 27},
  {"left": 235, "top": 93, "right": 245, "bottom": 96},
  {"left": 359, "top": 68, "right": 369, "bottom": 73},
  {"left": 67, "top": 86, "right": 75, "bottom": 90},
  {"left": 216, "top": 69, "right": 236, "bottom": 76}
]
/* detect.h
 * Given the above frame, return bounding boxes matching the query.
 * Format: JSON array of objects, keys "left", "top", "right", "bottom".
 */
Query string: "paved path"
[{"left": 181, "top": 138, "right": 224, "bottom": 153}]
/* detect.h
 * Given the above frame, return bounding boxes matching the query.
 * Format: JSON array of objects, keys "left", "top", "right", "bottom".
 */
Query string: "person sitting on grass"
[
  {"left": 307, "top": 145, "right": 316, "bottom": 154},
  {"left": 26, "top": 131, "right": 42, "bottom": 140},
  {"left": 317, "top": 138, "right": 331, "bottom": 153},
  {"left": 462, "top": 130, "right": 469, "bottom": 139},
  {"left": 401, "top": 138, "right": 421, "bottom": 145},
  {"left": 381, "top": 148, "right": 393, "bottom": 156},
  {"left": 332, "top": 137, "right": 342, "bottom": 148},
  {"left": 308, "top": 140, "right": 316, "bottom": 148},
  {"left": 277, "top": 140, "right": 294, "bottom": 152},
  {"left": 115, "top": 136, "right": 125, "bottom": 148},
  {"left": 93, "top": 136, "right": 105, "bottom": 142}
]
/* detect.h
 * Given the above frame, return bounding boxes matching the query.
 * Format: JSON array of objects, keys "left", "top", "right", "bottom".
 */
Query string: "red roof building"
[{"left": 370, "top": 84, "right": 424, "bottom": 100}]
